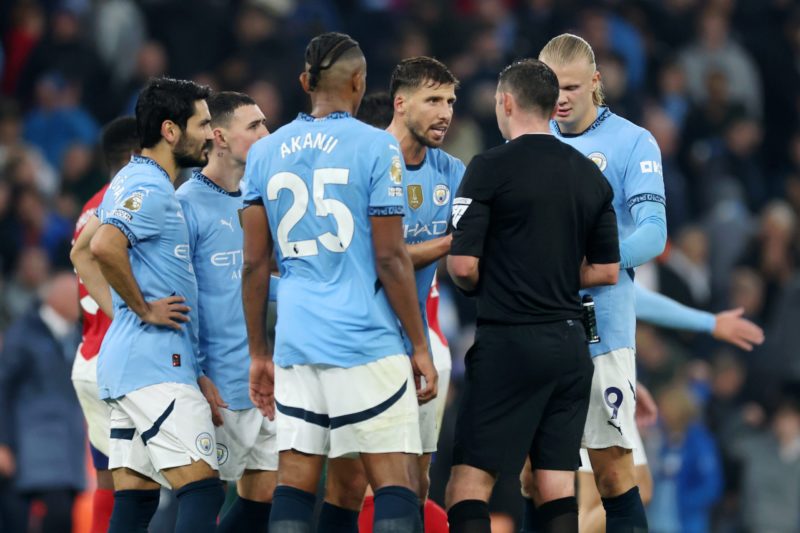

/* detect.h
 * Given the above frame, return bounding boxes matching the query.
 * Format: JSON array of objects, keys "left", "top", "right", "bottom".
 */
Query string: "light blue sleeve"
[
  {"left": 620, "top": 130, "right": 667, "bottom": 268},
  {"left": 242, "top": 146, "right": 264, "bottom": 207},
  {"left": 634, "top": 283, "right": 716, "bottom": 333},
  {"left": 103, "top": 184, "right": 168, "bottom": 246},
  {"left": 619, "top": 202, "right": 667, "bottom": 268},
  {"left": 368, "top": 132, "right": 405, "bottom": 215},
  {"left": 269, "top": 274, "right": 280, "bottom": 302}
]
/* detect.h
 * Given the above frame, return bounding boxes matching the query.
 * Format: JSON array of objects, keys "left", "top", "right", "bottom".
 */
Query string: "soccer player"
[
  {"left": 89, "top": 78, "right": 224, "bottom": 533},
  {"left": 325, "top": 57, "right": 463, "bottom": 533},
  {"left": 240, "top": 32, "right": 436, "bottom": 533},
  {"left": 69, "top": 115, "right": 140, "bottom": 533},
  {"left": 175, "top": 91, "right": 276, "bottom": 533},
  {"left": 520, "top": 34, "right": 669, "bottom": 532},
  {"left": 576, "top": 283, "right": 765, "bottom": 533}
]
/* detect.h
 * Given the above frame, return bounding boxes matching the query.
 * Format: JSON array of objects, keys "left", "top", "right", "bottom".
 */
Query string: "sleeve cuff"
[
  {"left": 368, "top": 205, "right": 405, "bottom": 217},
  {"left": 104, "top": 218, "right": 138, "bottom": 247}
]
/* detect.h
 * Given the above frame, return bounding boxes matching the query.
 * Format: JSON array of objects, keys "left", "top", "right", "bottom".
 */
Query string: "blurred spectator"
[
  {"left": 91, "top": 0, "right": 145, "bottom": 86},
  {"left": 1, "top": 1, "right": 46, "bottom": 95},
  {"left": 730, "top": 396, "right": 800, "bottom": 533},
  {"left": 738, "top": 201, "right": 798, "bottom": 322},
  {"left": 15, "top": 5, "right": 111, "bottom": 120},
  {"left": 646, "top": 382, "right": 722, "bottom": 533},
  {"left": 635, "top": 324, "right": 690, "bottom": 393},
  {"left": 0, "top": 271, "right": 84, "bottom": 533},
  {"left": 658, "top": 225, "right": 711, "bottom": 310},
  {"left": 59, "top": 141, "right": 103, "bottom": 205},
  {"left": 0, "top": 98, "right": 58, "bottom": 197},
  {"left": 120, "top": 40, "right": 169, "bottom": 115},
  {"left": 22, "top": 72, "right": 99, "bottom": 168},
  {"left": 711, "top": 115, "right": 767, "bottom": 212},
  {"left": 2, "top": 246, "right": 50, "bottom": 323},
  {"left": 14, "top": 187, "right": 72, "bottom": 268},
  {"left": 655, "top": 59, "right": 691, "bottom": 130},
  {"left": 679, "top": 7, "right": 763, "bottom": 117}
]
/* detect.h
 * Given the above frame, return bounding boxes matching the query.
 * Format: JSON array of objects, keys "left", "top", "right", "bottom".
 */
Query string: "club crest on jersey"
[
  {"left": 196, "top": 433, "right": 214, "bottom": 456},
  {"left": 390, "top": 155, "right": 403, "bottom": 185},
  {"left": 122, "top": 191, "right": 144, "bottom": 211},
  {"left": 216, "top": 444, "right": 229, "bottom": 465},
  {"left": 433, "top": 184, "right": 450, "bottom": 206},
  {"left": 407, "top": 184, "right": 423, "bottom": 210},
  {"left": 588, "top": 152, "right": 607, "bottom": 172}
]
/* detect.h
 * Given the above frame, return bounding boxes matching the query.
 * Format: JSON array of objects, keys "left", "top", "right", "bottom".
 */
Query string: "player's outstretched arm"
[
  {"left": 634, "top": 283, "right": 764, "bottom": 350},
  {"left": 407, "top": 234, "right": 452, "bottom": 270},
  {"left": 241, "top": 204, "right": 276, "bottom": 419},
  {"left": 71, "top": 215, "right": 114, "bottom": 317},
  {"left": 90, "top": 224, "right": 190, "bottom": 329},
  {"left": 371, "top": 215, "right": 437, "bottom": 404}
]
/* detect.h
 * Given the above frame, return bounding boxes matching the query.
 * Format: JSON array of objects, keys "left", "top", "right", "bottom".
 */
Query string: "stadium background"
[{"left": 1, "top": 0, "right": 799, "bottom": 531}]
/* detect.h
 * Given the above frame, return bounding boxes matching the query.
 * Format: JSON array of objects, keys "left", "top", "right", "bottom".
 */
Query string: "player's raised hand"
[
  {"left": 712, "top": 307, "right": 765, "bottom": 351},
  {"left": 198, "top": 375, "right": 228, "bottom": 427},
  {"left": 141, "top": 295, "right": 190, "bottom": 330},
  {"left": 250, "top": 356, "right": 275, "bottom": 420},
  {"left": 411, "top": 349, "right": 438, "bottom": 405}
]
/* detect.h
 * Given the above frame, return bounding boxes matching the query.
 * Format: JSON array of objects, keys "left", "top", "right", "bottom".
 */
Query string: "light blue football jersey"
[
  {"left": 402, "top": 148, "right": 465, "bottom": 335},
  {"left": 176, "top": 171, "right": 252, "bottom": 410},
  {"left": 96, "top": 155, "right": 200, "bottom": 399},
  {"left": 552, "top": 107, "right": 666, "bottom": 356},
  {"left": 242, "top": 112, "right": 407, "bottom": 368}
]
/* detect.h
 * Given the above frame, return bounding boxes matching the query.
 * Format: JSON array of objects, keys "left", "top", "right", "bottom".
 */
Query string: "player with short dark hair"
[
  {"left": 357, "top": 92, "right": 394, "bottom": 129},
  {"left": 444, "top": 58, "right": 621, "bottom": 533},
  {"left": 69, "top": 115, "right": 139, "bottom": 533},
  {"left": 175, "top": 91, "right": 276, "bottom": 533},
  {"left": 325, "top": 56, "right": 462, "bottom": 533},
  {"left": 89, "top": 77, "right": 223, "bottom": 533},
  {"left": 241, "top": 32, "right": 437, "bottom": 533}
]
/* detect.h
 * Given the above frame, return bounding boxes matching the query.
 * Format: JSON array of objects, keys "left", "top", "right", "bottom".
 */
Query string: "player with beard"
[
  {"left": 89, "top": 78, "right": 224, "bottom": 533},
  {"left": 322, "top": 58, "right": 463, "bottom": 533}
]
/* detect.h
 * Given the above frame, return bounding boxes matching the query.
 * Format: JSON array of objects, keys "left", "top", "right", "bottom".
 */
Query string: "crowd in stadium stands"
[{"left": 0, "top": 0, "right": 799, "bottom": 531}]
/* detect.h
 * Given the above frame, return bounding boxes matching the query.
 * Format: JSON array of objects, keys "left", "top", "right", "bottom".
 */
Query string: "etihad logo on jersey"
[
  {"left": 211, "top": 249, "right": 243, "bottom": 279},
  {"left": 280, "top": 133, "right": 339, "bottom": 158},
  {"left": 407, "top": 184, "right": 423, "bottom": 210},
  {"left": 588, "top": 152, "right": 607, "bottom": 171},
  {"left": 404, "top": 220, "right": 448, "bottom": 241}
]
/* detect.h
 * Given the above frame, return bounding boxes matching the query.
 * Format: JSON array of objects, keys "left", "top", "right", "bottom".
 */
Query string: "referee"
[{"left": 444, "top": 59, "right": 620, "bottom": 533}]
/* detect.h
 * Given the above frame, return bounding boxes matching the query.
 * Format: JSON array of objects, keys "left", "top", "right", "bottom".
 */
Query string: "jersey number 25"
[{"left": 268, "top": 168, "right": 354, "bottom": 258}]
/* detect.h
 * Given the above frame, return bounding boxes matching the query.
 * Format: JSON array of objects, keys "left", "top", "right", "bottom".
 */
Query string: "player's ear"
[
  {"left": 352, "top": 69, "right": 366, "bottom": 95},
  {"left": 299, "top": 71, "right": 311, "bottom": 94},
  {"left": 503, "top": 92, "right": 513, "bottom": 116},
  {"left": 213, "top": 126, "right": 227, "bottom": 148},
  {"left": 393, "top": 93, "right": 405, "bottom": 116},
  {"left": 161, "top": 119, "right": 179, "bottom": 145}
]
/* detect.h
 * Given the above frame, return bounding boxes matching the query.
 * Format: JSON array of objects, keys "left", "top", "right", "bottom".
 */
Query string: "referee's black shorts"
[{"left": 452, "top": 319, "right": 593, "bottom": 475}]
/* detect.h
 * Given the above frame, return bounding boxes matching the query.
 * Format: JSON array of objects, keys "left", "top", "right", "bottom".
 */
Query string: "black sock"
[
  {"left": 316, "top": 501, "right": 359, "bottom": 533},
  {"left": 269, "top": 485, "right": 316, "bottom": 533},
  {"left": 537, "top": 497, "right": 578, "bottom": 533},
  {"left": 373, "top": 485, "right": 421, "bottom": 533},
  {"left": 447, "top": 499, "right": 490, "bottom": 533},
  {"left": 521, "top": 496, "right": 541, "bottom": 533},
  {"left": 108, "top": 489, "right": 160, "bottom": 533},
  {"left": 419, "top": 503, "right": 426, "bottom": 532},
  {"left": 601, "top": 486, "right": 648, "bottom": 533},
  {"left": 174, "top": 478, "right": 225, "bottom": 533},
  {"left": 218, "top": 495, "right": 272, "bottom": 533}
]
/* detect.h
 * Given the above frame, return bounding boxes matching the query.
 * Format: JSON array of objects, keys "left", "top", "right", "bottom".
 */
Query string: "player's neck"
[
  {"left": 308, "top": 94, "right": 356, "bottom": 118},
  {"left": 507, "top": 114, "right": 551, "bottom": 140},
  {"left": 141, "top": 145, "right": 179, "bottom": 182},
  {"left": 561, "top": 105, "right": 599, "bottom": 135},
  {"left": 201, "top": 153, "right": 243, "bottom": 193},
  {"left": 387, "top": 121, "right": 426, "bottom": 166}
]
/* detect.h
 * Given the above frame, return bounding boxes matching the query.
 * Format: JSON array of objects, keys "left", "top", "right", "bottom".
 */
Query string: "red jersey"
[
  {"left": 74, "top": 184, "right": 112, "bottom": 360},
  {"left": 426, "top": 277, "right": 448, "bottom": 347}
]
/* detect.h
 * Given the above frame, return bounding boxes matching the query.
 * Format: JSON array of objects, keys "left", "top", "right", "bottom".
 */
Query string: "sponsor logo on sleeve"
[{"left": 451, "top": 197, "right": 472, "bottom": 228}]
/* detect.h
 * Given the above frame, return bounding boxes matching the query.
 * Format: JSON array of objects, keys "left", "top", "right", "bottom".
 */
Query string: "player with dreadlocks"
[{"left": 241, "top": 32, "right": 436, "bottom": 533}]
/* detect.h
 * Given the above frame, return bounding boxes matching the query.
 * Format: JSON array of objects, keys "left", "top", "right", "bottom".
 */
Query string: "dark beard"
[
  {"left": 174, "top": 138, "right": 211, "bottom": 168},
  {"left": 409, "top": 121, "right": 442, "bottom": 149}
]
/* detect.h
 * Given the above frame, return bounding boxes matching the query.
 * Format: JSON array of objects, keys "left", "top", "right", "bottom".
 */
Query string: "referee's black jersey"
[{"left": 450, "top": 133, "right": 619, "bottom": 325}]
